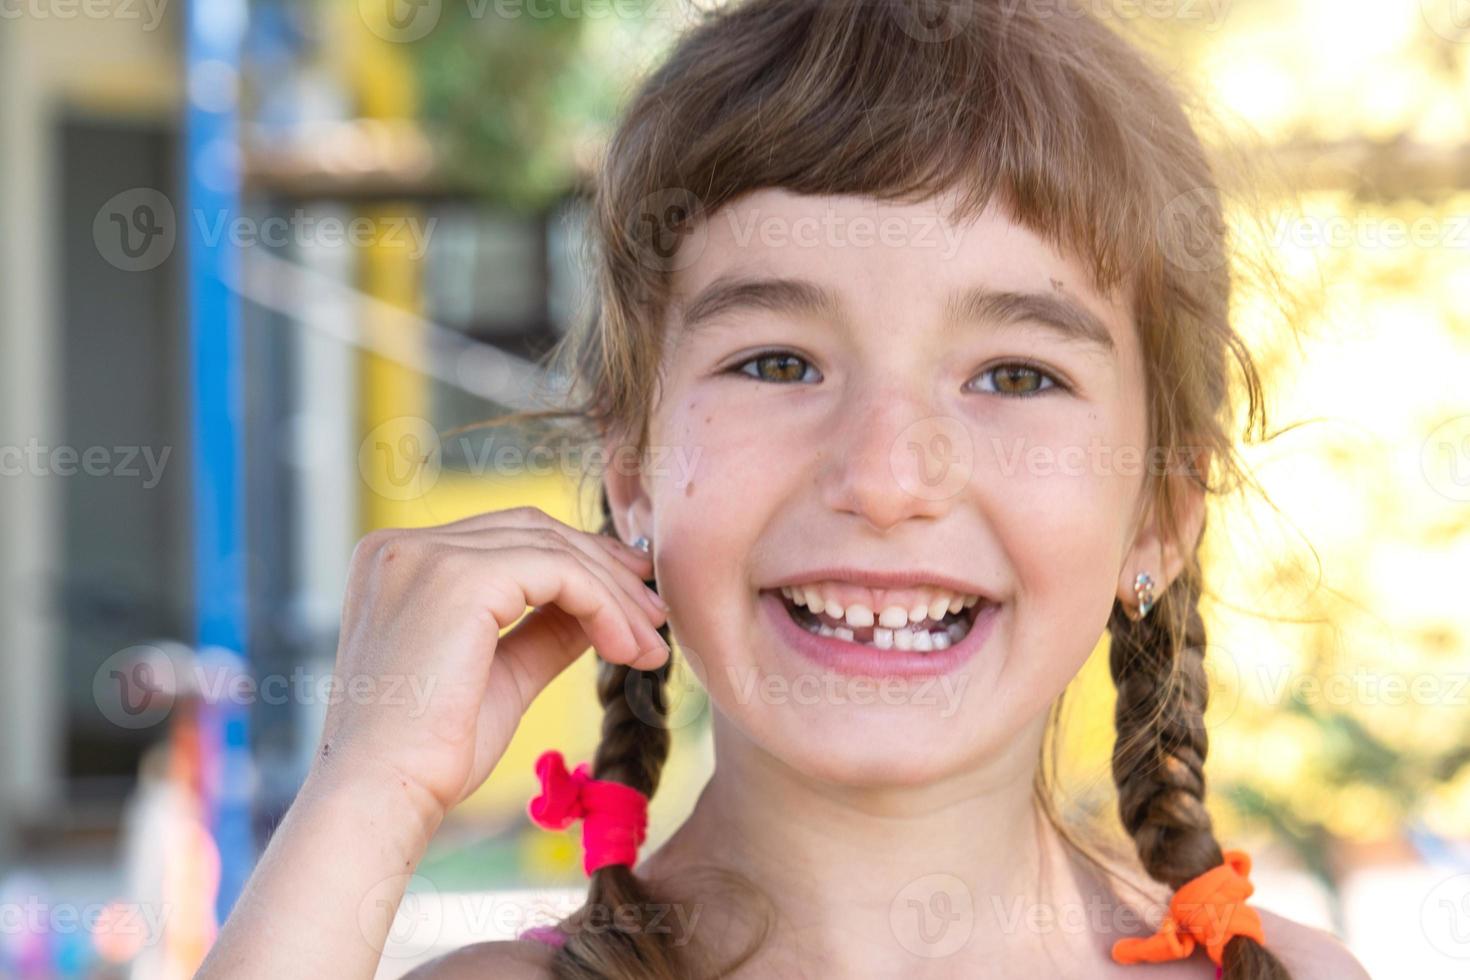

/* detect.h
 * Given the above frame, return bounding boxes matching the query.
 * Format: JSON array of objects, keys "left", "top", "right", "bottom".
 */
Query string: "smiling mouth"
[{"left": 773, "top": 590, "right": 986, "bottom": 653}]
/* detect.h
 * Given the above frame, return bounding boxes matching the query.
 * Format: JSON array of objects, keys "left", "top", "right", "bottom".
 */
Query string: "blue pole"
[{"left": 184, "top": 0, "right": 253, "bottom": 924}]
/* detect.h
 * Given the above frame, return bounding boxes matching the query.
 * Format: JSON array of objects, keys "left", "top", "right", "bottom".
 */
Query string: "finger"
[
  {"left": 471, "top": 542, "right": 667, "bottom": 668},
  {"left": 539, "top": 539, "right": 667, "bottom": 658},
  {"left": 544, "top": 530, "right": 665, "bottom": 623},
  {"left": 439, "top": 506, "right": 655, "bottom": 575},
  {"left": 487, "top": 602, "right": 594, "bottom": 711},
  {"left": 478, "top": 532, "right": 665, "bottom": 658},
  {"left": 442, "top": 517, "right": 667, "bottom": 627}
]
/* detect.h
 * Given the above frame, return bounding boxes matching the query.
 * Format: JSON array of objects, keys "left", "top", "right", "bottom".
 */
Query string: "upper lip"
[{"left": 764, "top": 566, "right": 998, "bottom": 602}]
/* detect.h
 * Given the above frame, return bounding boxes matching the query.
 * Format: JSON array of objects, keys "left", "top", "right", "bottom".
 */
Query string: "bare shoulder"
[
  {"left": 1256, "top": 908, "right": 1373, "bottom": 980},
  {"left": 397, "top": 939, "right": 556, "bottom": 980}
]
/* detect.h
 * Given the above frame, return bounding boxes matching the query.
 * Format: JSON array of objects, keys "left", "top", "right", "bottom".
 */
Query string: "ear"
[
  {"left": 1117, "top": 451, "right": 1210, "bottom": 608},
  {"left": 601, "top": 428, "right": 655, "bottom": 546}
]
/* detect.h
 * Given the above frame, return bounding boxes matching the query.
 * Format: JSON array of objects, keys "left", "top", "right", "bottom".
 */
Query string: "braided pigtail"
[
  {"left": 1108, "top": 558, "right": 1291, "bottom": 980},
  {"left": 540, "top": 489, "right": 769, "bottom": 980}
]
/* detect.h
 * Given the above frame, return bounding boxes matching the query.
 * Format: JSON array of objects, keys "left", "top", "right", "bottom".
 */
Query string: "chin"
[{"left": 718, "top": 690, "right": 1016, "bottom": 790}]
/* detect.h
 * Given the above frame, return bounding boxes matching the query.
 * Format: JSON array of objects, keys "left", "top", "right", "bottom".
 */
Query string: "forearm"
[{"left": 197, "top": 756, "right": 444, "bottom": 979}]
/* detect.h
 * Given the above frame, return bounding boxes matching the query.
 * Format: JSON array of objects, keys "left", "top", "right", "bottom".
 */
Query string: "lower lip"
[{"left": 759, "top": 590, "right": 1000, "bottom": 678}]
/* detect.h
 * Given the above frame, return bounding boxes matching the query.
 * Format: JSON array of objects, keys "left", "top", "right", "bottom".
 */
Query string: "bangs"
[{"left": 602, "top": 0, "right": 1209, "bottom": 301}]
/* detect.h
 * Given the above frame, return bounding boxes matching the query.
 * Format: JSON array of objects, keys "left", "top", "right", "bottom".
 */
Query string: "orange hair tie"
[{"left": 1112, "top": 849, "right": 1267, "bottom": 970}]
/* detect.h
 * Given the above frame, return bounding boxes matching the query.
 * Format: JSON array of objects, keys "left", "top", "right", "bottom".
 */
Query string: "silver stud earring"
[
  {"left": 632, "top": 535, "right": 651, "bottom": 554},
  {"left": 1132, "top": 571, "right": 1156, "bottom": 620}
]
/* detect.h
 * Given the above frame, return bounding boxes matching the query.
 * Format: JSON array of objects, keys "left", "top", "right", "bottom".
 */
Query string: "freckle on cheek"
[{"left": 685, "top": 480, "right": 695, "bottom": 496}]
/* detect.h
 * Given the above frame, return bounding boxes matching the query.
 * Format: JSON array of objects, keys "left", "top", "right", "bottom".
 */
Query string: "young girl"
[{"left": 202, "top": 1, "right": 1375, "bottom": 977}]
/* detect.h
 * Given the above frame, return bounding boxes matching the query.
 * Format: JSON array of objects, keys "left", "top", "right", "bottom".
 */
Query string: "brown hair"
[{"left": 479, "top": 0, "right": 1298, "bottom": 976}]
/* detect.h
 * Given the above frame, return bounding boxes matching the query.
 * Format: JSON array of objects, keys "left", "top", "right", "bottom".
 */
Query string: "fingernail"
[
  {"left": 647, "top": 588, "right": 668, "bottom": 611},
  {"left": 637, "top": 639, "right": 668, "bottom": 666}
]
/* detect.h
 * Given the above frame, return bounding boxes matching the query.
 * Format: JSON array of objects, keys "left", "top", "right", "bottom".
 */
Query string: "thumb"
[{"left": 465, "top": 607, "right": 594, "bottom": 796}]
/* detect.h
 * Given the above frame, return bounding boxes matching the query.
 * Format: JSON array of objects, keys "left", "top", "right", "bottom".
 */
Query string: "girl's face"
[{"left": 611, "top": 188, "right": 1171, "bottom": 787}]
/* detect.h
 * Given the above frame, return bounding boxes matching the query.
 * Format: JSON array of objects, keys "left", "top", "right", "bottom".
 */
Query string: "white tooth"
[
  {"left": 928, "top": 596, "right": 951, "bottom": 621},
  {"left": 932, "top": 631, "right": 951, "bottom": 650},
  {"left": 947, "top": 594, "right": 965, "bottom": 614},
  {"left": 963, "top": 594, "right": 978, "bottom": 609},
  {"left": 894, "top": 628, "right": 914, "bottom": 650},
  {"left": 947, "top": 621, "right": 966, "bottom": 641},
  {"left": 872, "top": 627, "right": 893, "bottom": 649},
  {"left": 834, "top": 626, "right": 854, "bottom": 642},
  {"left": 818, "top": 623, "right": 835, "bottom": 637},
  {"left": 825, "top": 599, "right": 845, "bottom": 620},
  {"left": 908, "top": 602, "right": 929, "bottom": 624},
  {"left": 805, "top": 588, "right": 824, "bottom": 614},
  {"left": 845, "top": 603, "right": 874, "bottom": 628},
  {"left": 913, "top": 630, "right": 933, "bottom": 651},
  {"left": 878, "top": 605, "right": 909, "bottom": 629}
]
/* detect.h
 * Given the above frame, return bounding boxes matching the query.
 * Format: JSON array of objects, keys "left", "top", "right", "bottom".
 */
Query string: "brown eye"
[
  {"left": 732, "top": 351, "right": 818, "bottom": 384},
  {"left": 968, "top": 362, "right": 1066, "bottom": 398}
]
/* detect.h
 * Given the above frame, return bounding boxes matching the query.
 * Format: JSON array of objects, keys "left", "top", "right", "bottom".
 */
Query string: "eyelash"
[{"left": 725, "top": 350, "right": 1071, "bottom": 397}]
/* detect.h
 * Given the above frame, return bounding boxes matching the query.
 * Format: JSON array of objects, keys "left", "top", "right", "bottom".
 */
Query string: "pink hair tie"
[{"left": 527, "top": 749, "right": 649, "bottom": 875}]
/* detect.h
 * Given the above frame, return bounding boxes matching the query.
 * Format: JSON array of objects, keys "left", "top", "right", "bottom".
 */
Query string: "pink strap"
[
  {"left": 518, "top": 924, "right": 568, "bottom": 948},
  {"left": 527, "top": 749, "right": 649, "bottom": 875}
]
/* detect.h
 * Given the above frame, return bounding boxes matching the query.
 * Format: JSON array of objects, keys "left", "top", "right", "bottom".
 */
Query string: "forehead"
[{"left": 667, "top": 188, "right": 1135, "bottom": 353}]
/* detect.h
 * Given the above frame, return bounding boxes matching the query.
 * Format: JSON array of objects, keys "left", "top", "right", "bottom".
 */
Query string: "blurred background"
[{"left": 0, "top": 0, "right": 1466, "bottom": 977}]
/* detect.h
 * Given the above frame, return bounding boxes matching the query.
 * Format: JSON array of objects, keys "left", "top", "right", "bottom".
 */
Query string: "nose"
[{"left": 817, "top": 386, "right": 971, "bottom": 533}]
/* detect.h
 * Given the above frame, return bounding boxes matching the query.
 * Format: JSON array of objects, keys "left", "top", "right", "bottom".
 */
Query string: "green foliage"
[{"left": 409, "top": 4, "right": 605, "bottom": 211}]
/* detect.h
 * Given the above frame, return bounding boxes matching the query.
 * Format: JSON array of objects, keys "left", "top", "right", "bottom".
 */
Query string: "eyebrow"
[{"left": 675, "top": 274, "right": 1117, "bottom": 357}]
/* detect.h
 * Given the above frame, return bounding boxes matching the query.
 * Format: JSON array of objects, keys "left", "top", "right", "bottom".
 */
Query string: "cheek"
[
  {"left": 645, "top": 403, "right": 779, "bottom": 662},
  {"left": 977, "top": 414, "right": 1139, "bottom": 678}
]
